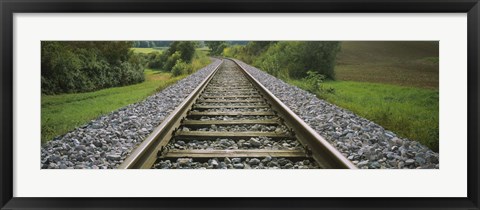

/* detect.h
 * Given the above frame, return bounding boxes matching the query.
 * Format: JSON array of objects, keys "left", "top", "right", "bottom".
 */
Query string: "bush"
[
  {"left": 147, "top": 52, "right": 166, "bottom": 69},
  {"left": 134, "top": 41, "right": 212, "bottom": 77},
  {"left": 167, "top": 41, "right": 196, "bottom": 62},
  {"left": 41, "top": 41, "right": 145, "bottom": 94},
  {"left": 205, "top": 41, "right": 228, "bottom": 56},
  {"left": 302, "top": 71, "right": 334, "bottom": 94},
  {"left": 296, "top": 42, "right": 340, "bottom": 79},
  {"left": 171, "top": 59, "right": 191, "bottom": 76},
  {"left": 163, "top": 51, "right": 182, "bottom": 71},
  {"left": 223, "top": 41, "right": 341, "bottom": 80},
  {"left": 304, "top": 71, "right": 325, "bottom": 92},
  {"left": 223, "top": 45, "right": 251, "bottom": 63}
]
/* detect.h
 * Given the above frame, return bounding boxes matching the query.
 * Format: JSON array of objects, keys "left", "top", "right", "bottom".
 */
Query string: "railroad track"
[{"left": 119, "top": 59, "right": 356, "bottom": 169}]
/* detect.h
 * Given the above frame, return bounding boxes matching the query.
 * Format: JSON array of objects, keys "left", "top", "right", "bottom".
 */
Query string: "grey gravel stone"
[
  {"left": 233, "top": 163, "right": 244, "bottom": 169},
  {"left": 232, "top": 158, "right": 242, "bottom": 164},
  {"left": 405, "top": 159, "right": 415, "bottom": 165},
  {"left": 153, "top": 157, "right": 318, "bottom": 169},
  {"left": 224, "top": 157, "right": 232, "bottom": 164},
  {"left": 284, "top": 163, "right": 294, "bottom": 169},
  {"left": 248, "top": 158, "right": 261, "bottom": 165},
  {"left": 177, "top": 158, "right": 192, "bottom": 167},
  {"left": 358, "top": 160, "right": 369, "bottom": 168},
  {"left": 210, "top": 159, "right": 219, "bottom": 168},
  {"left": 248, "top": 138, "right": 262, "bottom": 147},
  {"left": 106, "top": 154, "right": 121, "bottom": 161}
]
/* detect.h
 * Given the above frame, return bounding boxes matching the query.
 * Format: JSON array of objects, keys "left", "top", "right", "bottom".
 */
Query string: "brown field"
[{"left": 335, "top": 41, "right": 439, "bottom": 89}]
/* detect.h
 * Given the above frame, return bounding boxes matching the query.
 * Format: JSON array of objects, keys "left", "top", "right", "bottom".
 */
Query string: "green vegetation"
[
  {"left": 191, "top": 50, "right": 211, "bottom": 71},
  {"left": 41, "top": 41, "right": 212, "bottom": 143},
  {"left": 133, "top": 41, "right": 172, "bottom": 48},
  {"left": 223, "top": 41, "right": 340, "bottom": 79},
  {"left": 42, "top": 41, "right": 144, "bottom": 94},
  {"left": 223, "top": 41, "right": 439, "bottom": 151},
  {"left": 205, "top": 41, "right": 229, "bottom": 55},
  {"left": 138, "top": 41, "right": 210, "bottom": 74},
  {"left": 172, "top": 60, "right": 190, "bottom": 76},
  {"left": 131, "top": 47, "right": 165, "bottom": 54}
]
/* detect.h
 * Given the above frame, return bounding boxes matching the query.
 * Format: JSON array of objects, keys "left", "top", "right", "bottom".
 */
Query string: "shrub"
[
  {"left": 167, "top": 41, "right": 196, "bottom": 62},
  {"left": 222, "top": 45, "right": 250, "bottom": 63},
  {"left": 163, "top": 51, "right": 182, "bottom": 71},
  {"left": 205, "top": 41, "right": 228, "bottom": 56},
  {"left": 143, "top": 41, "right": 209, "bottom": 73},
  {"left": 147, "top": 52, "right": 166, "bottom": 69},
  {"left": 296, "top": 42, "right": 340, "bottom": 79},
  {"left": 41, "top": 41, "right": 145, "bottom": 94},
  {"left": 301, "top": 71, "right": 335, "bottom": 95},
  {"left": 256, "top": 54, "right": 281, "bottom": 77},
  {"left": 171, "top": 59, "right": 191, "bottom": 76},
  {"left": 223, "top": 41, "right": 341, "bottom": 80}
]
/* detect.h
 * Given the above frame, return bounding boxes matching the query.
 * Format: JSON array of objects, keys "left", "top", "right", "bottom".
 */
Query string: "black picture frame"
[{"left": 1, "top": 0, "right": 479, "bottom": 209}]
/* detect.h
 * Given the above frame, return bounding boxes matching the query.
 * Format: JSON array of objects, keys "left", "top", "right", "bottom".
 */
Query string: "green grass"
[
  {"left": 197, "top": 47, "right": 210, "bottom": 51},
  {"left": 41, "top": 69, "right": 184, "bottom": 144},
  {"left": 290, "top": 79, "right": 439, "bottom": 152},
  {"left": 131, "top": 47, "right": 208, "bottom": 54},
  {"left": 131, "top": 48, "right": 164, "bottom": 54},
  {"left": 336, "top": 41, "right": 439, "bottom": 89}
]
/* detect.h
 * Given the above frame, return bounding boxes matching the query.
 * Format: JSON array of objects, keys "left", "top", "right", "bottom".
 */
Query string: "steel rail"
[
  {"left": 118, "top": 60, "right": 224, "bottom": 169},
  {"left": 231, "top": 59, "right": 357, "bottom": 169}
]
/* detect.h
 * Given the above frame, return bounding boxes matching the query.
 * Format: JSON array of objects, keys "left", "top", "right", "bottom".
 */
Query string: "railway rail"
[{"left": 119, "top": 59, "right": 356, "bottom": 169}]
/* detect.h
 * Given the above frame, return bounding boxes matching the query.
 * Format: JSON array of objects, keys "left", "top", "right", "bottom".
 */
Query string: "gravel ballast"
[
  {"left": 153, "top": 157, "right": 319, "bottom": 169},
  {"left": 234, "top": 59, "right": 439, "bottom": 169},
  {"left": 41, "top": 58, "right": 439, "bottom": 169},
  {"left": 167, "top": 137, "right": 303, "bottom": 150},
  {"left": 41, "top": 59, "right": 222, "bottom": 169}
]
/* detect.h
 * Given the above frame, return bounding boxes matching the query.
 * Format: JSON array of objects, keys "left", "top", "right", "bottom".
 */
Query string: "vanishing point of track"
[{"left": 119, "top": 59, "right": 356, "bottom": 169}]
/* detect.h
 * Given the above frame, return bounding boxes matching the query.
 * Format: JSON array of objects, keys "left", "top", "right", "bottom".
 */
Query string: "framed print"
[{"left": 1, "top": 0, "right": 479, "bottom": 209}]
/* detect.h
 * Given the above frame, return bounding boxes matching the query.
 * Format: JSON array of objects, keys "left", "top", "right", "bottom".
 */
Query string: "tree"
[
  {"left": 227, "top": 41, "right": 249, "bottom": 46},
  {"left": 246, "top": 41, "right": 276, "bottom": 56},
  {"left": 205, "top": 41, "right": 228, "bottom": 55},
  {"left": 296, "top": 41, "right": 340, "bottom": 79},
  {"left": 167, "top": 41, "right": 196, "bottom": 62}
]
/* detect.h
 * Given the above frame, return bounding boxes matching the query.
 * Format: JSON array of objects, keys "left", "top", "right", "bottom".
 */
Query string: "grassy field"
[
  {"left": 336, "top": 41, "right": 439, "bottom": 89},
  {"left": 131, "top": 47, "right": 206, "bottom": 54},
  {"left": 287, "top": 41, "right": 439, "bottom": 151},
  {"left": 130, "top": 47, "right": 166, "bottom": 54},
  {"left": 41, "top": 69, "right": 184, "bottom": 144}
]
